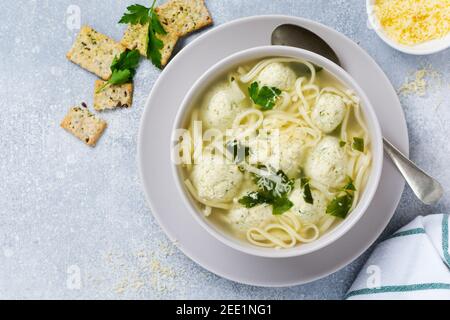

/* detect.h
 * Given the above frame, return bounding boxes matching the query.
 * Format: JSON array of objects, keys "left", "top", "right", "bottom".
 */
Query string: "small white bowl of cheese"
[{"left": 366, "top": 0, "right": 450, "bottom": 55}]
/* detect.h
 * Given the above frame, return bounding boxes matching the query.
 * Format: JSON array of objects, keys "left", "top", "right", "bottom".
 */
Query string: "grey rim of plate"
[{"left": 138, "top": 15, "right": 409, "bottom": 287}]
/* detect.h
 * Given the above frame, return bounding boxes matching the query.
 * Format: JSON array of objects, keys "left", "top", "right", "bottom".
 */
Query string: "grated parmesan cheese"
[
  {"left": 374, "top": 0, "right": 450, "bottom": 45},
  {"left": 398, "top": 65, "right": 442, "bottom": 96}
]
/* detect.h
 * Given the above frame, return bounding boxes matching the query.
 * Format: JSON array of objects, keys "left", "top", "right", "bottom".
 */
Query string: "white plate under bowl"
[
  {"left": 138, "top": 15, "right": 408, "bottom": 287},
  {"left": 366, "top": 0, "right": 450, "bottom": 55}
]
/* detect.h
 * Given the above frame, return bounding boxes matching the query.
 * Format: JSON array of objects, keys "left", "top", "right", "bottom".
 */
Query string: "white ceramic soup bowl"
[{"left": 171, "top": 46, "right": 383, "bottom": 258}]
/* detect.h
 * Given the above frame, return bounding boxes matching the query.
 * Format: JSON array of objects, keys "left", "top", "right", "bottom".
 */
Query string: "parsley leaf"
[
  {"left": 147, "top": 24, "right": 165, "bottom": 68},
  {"left": 226, "top": 140, "right": 249, "bottom": 164},
  {"left": 300, "top": 177, "right": 309, "bottom": 188},
  {"left": 352, "top": 137, "right": 365, "bottom": 152},
  {"left": 343, "top": 177, "right": 356, "bottom": 191},
  {"left": 238, "top": 191, "right": 273, "bottom": 208},
  {"left": 147, "top": 1, "right": 167, "bottom": 68},
  {"left": 119, "top": 1, "right": 167, "bottom": 68},
  {"left": 111, "top": 49, "right": 140, "bottom": 72},
  {"left": 248, "top": 82, "right": 281, "bottom": 110},
  {"left": 326, "top": 193, "right": 353, "bottom": 219},
  {"left": 272, "top": 197, "right": 294, "bottom": 215},
  {"left": 253, "top": 166, "right": 293, "bottom": 197},
  {"left": 96, "top": 49, "right": 140, "bottom": 93},
  {"left": 238, "top": 191, "right": 292, "bottom": 215},
  {"left": 301, "top": 178, "right": 314, "bottom": 204},
  {"left": 238, "top": 167, "right": 294, "bottom": 215},
  {"left": 339, "top": 140, "right": 346, "bottom": 147},
  {"left": 151, "top": 10, "right": 167, "bottom": 35},
  {"left": 108, "top": 69, "right": 132, "bottom": 85},
  {"left": 119, "top": 4, "right": 151, "bottom": 25}
]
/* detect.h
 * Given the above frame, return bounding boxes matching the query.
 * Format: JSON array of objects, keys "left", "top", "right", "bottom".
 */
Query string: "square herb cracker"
[
  {"left": 67, "top": 26, "right": 125, "bottom": 80},
  {"left": 158, "top": 27, "right": 180, "bottom": 67},
  {"left": 120, "top": 23, "right": 179, "bottom": 67},
  {"left": 155, "top": 0, "right": 213, "bottom": 37},
  {"left": 94, "top": 80, "right": 133, "bottom": 111},
  {"left": 121, "top": 23, "right": 148, "bottom": 57},
  {"left": 61, "top": 106, "right": 107, "bottom": 147}
]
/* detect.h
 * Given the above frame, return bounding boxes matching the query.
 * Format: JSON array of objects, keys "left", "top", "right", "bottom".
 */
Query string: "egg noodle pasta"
[
  {"left": 278, "top": 91, "right": 292, "bottom": 110},
  {"left": 232, "top": 109, "right": 264, "bottom": 140},
  {"left": 302, "top": 83, "right": 320, "bottom": 101},
  {"left": 178, "top": 57, "right": 372, "bottom": 249},
  {"left": 318, "top": 216, "right": 336, "bottom": 234},
  {"left": 354, "top": 103, "right": 370, "bottom": 143},
  {"left": 263, "top": 110, "right": 307, "bottom": 126},
  {"left": 340, "top": 106, "right": 351, "bottom": 142},
  {"left": 247, "top": 212, "right": 320, "bottom": 248},
  {"left": 309, "top": 179, "right": 337, "bottom": 200}
]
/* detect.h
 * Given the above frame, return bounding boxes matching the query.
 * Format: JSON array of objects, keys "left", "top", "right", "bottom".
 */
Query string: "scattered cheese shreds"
[
  {"left": 398, "top": 65, "right": 443, "bottom": 97},
  {"left": 101, "top": 239, "right": 183, "bottom": 297},
  {"left": 374, "top": 0, "right": 450, "bottom": 45}
]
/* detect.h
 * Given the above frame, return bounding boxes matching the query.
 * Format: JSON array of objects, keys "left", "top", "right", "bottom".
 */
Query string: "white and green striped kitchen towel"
[{"left": 346, "top": 214, "right": 450, "bottom": 300}]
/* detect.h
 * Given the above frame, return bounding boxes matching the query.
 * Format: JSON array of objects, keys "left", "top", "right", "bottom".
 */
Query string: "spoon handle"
[{"left": 383, "top": 138, "right": 443, "bottom": 205}]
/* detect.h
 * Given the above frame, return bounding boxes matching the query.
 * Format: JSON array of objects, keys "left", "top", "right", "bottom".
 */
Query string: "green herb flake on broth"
[
  {"left": 226, "top": 140, "right": 250, "bottom": 164},
  {"left": 272, "top": 197, "right": 294, "bottom": 215},
  {"left": 239, "top": 191, "right": 266, "bottom": 208},
  {"left": 327, "top": 177, "right": 357, "bottom": 219},
  {"left": 326, "top": 193, "right": 353, "bottom": 219},
  {"left": 253, "top": 167, "right": 293, "bottom": 197},
  {"left": 352, "top": 137, "right": 365, "bottom": 152},
  {"left": 238, "top": 190, "right": 293, "bottom": 216},
  {"left": 248, "top": 82, "right": 282, "bottom": 111},
  {"left": 238, "top": 167, "right": 294, "bottom": 215},
  {"left": 300, "top": 178, "right": 314, "bottom": 205},
  {"left": 343, "top": 177, "right": 356, "bottom": 192}
]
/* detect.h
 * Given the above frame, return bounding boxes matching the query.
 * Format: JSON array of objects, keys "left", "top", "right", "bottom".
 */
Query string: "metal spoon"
[{"left": 272, "top": 24, "right": 443, "bottom": 205}]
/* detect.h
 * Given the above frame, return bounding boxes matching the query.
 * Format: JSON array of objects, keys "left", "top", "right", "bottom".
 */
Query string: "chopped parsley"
[
  {"left": 239, "top": 191, "right": 272, "bottom": 208},
  {"left": 339, "top": 140, "right": 346, "bottom": 147},
  {"left": 226, "top": 140, "right": 249, "bottom": 164},
  {"left": 119, "top": 4, "right": 152, "bottom": 24},
  {"left": 238, "top": 191, "right": 293, "bottom": 216},
  {"left": 238, "top": 166, "right": 294, "bottom": 215},
  {"left": 96, "top": 49, "right": 140, "bottom": 93},
  {"left": 326, "top": 178, "right": 357, "bottom": 219},
  {"left": 352, "top": 137, "right": 365, "bottom": 152},
  {"left": 301, "top": 178, "right": 314, "bottom": 204},
  {"left": 119, "top": 0, "right": 167, "bottom": 68},
  {"left": 253, "top": 166, "right": 294, "bottom": 197},
  {"left": 343, "top": 177, "right": 356, "bottom": 191},
  {"left": 272, "top": 197, "right": 294, "bottom": 215},
  {"left": 326, "top": 193, "right": 353, "bottom": 219},
  {"left": 248, "top": 82, "right": 281, "bottom": 111}
]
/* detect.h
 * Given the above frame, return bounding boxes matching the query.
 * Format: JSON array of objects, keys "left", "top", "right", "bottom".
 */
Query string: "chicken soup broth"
[{"left": 177, "top": 58, "right": 372, "bottom": 249}]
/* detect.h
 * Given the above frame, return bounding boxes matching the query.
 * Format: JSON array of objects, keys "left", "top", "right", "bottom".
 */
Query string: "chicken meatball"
[
  {"left": 191, "top": 154, "right": 244, "bottom": 202},
  {"left": 304, "top": 137, "right": 346, "bottom": 188},
  {"left": 202, "top": 85, "right": 245, "bottom": 131},
  {"left": 257, "top": 62, "right": 297, "bottom": 91},
  {"left": 311, "top": 93, "right": 346, "bottom": 133},
  {"left": 289, "top": 185, "right": 327, "bottom": 224},
  {"left": 228, "top": 204, "right": 273, "bottom": 232}
]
